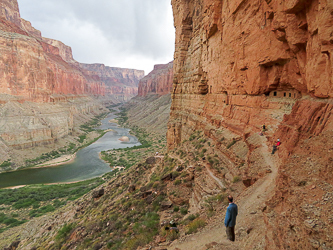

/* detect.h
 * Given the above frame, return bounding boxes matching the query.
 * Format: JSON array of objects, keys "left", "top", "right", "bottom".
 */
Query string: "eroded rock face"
[
  {"left": 138, "top": 61, "right": 173, "bottom": 97},
  {"left": 0, "top": 1, "right": 105, "bottom": 102},
  {"left": 168, "top": 0, "right": 333, "bottom": 248},
  {"left": 0, "top": 97, "right": 95, "bottom": 147},
  {"left": 42, "top": 38, "right": 77, "bottom": 65},
  {"left": 168, "top": 0, "right": 333, "bottom": 146},
  {"left": 79, "top": 63, "right": 144, "bottom": 101}
]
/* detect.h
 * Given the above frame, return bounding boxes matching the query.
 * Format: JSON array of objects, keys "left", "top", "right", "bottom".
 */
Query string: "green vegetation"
[
  {"left": 25, "top": 150, "right": 64, "bottom": 166},
  {"left": 78, "top": 134, "right": 87, "bottom": 143},
  {"left": 0, "top": 160, "right": 11, "bottom": 169},
  {"left": 101, "top": 109, "right": 166, "bottom": 172},
  {"left": 0, "top": 213, "right": 26, "bottom": 233},
  {"left": 204, "top": 192, "right": 227, "bottom": 217},
  {"left": 232, "top": 176, "right": 241, "bottom": 183},
  {"left": 80, "top": 112, "right": 108, "bottom": 133},
  {"left": 55, "top": 223, "right": 76, "bottom": 248},
  {"left": 227, "top": 139, "right": 237, "bottom": 149},
  {"left": 174, "top": 179, "right": 181, "bottom": 185},
  {"left": 0, "top": 178, "right": 104, "bottom": 233},
  {"left": 123, "top": 212, "right": 160, "bottom": 250},
  {"left": 180, "top": 207, "right": 188, "bottom": 215},
  {"left": 186, "top": 219, "right": 206, "bottom": 234}
]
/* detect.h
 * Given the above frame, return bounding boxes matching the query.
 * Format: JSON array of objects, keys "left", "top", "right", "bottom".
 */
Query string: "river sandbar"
[{"left": 34, "top": 153, "right": 77, "bottom": 168}]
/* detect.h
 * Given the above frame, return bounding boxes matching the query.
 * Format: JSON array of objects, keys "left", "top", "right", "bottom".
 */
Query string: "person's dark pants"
[
  {"left": 271, "top": 145, "right": 277, "bottom": 154},
  {"left": 226, "top": 226, "right": 235, "bottom": 241}
]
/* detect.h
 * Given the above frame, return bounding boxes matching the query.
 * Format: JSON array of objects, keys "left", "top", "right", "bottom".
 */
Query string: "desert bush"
[
  {"left": 55, "top": 223, "right": 75, "bottom": 247},
  {"left": 174, "top": 180, "right": 181, "bottom": 185},
  {"left": 186, "top": 219, "right": 206, "bottom": 234},
  {"left": 227, "top": 140, "right": 237, "bottom": 149},
  {"left": 166, "top": 230, "right": 179, "bottom": 241},
  {"left": 180, "top": 207, "right": 188, "bottom": 215},
  {"left": 232, "top": 176, "right": 241, "bottom": 183}
]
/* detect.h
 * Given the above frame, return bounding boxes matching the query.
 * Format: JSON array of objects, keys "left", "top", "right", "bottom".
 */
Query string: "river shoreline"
[
  {"left": 34, "top": 153, "right": 77, "bottom": 168},
  {"left": 3, "top": 178, "right": 93, "bottom": 190}
]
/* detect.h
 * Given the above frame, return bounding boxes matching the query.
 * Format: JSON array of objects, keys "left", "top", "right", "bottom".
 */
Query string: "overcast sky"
[{"left": 17, "top": 0, "right": 175, "bottom": 75}]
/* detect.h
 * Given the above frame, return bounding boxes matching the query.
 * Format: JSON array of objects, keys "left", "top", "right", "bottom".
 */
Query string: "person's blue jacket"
[{"left": 224, "top": 203, "right": 238, "bottom": 227}]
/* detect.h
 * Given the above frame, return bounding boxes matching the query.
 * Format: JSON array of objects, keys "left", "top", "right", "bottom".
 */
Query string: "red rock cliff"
[
  {"left": 0, "top": 0, "right": 106, "bottom": 102},
  {"left": 169, "top": 0, "right": 333, "bottom": 147},
  {"left": 0, "top": 0, "right": 144, "bottom": 102},
  {"left": 168, "top": 0, "right": 333, "bottom": 248},
  {"left": 138, "top": 61, "right": 173, "bottom": 97},
  {"left": 79, "top": 63, "right": 144, "bottom": 101}
]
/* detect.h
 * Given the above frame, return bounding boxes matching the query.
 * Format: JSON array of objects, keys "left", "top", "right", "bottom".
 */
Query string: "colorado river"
[{"left": 0, "top": 113, "right": 141, "bottom": 189}]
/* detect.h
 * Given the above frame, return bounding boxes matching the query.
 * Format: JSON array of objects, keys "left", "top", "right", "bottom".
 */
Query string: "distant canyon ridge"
[{"left": 0, "top": 0, "right": 144, "bottom": 103}]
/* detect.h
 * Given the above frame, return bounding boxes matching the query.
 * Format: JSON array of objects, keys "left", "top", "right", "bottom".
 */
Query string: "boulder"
[
  {"left": 92, "top": 188, "right": 105, "bottom": 199},
  {"left": 128, "top": 185, "right": 136, "bottom": 193},
  {"left": 145, "top": 157, "right": 156, "bottom": 164}
]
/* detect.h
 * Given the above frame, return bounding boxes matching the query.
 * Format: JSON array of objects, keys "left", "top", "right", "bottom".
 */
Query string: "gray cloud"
[{"left": 17, "top": 0, "right": 175, "bottom": 74}]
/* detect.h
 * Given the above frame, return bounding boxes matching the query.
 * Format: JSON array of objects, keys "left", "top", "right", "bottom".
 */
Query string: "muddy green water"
[{"left": 0, "top": 114, "right": 140, "bottom": 188}]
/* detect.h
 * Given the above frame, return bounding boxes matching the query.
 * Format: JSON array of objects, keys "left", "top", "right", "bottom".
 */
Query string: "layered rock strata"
[
  {"left": 79, "top": 63, "right": 144, "bottom": 102},
  {"left": 168, "top": 0, "right": 333, "bottom": 248},
  {"left": 0, "top": 0, "right": 106, "bottom": 101},
  {"left": 0, "top": 0, "right": 144, "bottom": 153},
  {"left": 138, "top": 61, "right": 173, "bottom": 97},
  {"left": 0, "top": 0, "right": 144, "bottom": 102},
  {"left": 168, "top": 0, "right": 333, "bottom": 163},
  {"left": 0, "top": 96, "right": 109, "bottom": 170},
  {"left": 125, "top": 94, "right": 172, "bottom": 135}
]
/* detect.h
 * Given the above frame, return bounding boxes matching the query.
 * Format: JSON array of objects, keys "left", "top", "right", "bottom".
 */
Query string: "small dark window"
[
  {"left": 274, "top": 92, "right": 277, "bottom": 96},
  {"left": 289, "top": 93, "right": 291, "bottom": 97},
  {"left": 284, "top": 92, "right": 286, "bottom": 97},
  {"left": 294, "top": 93, "right": 296, "bottom": 98}
]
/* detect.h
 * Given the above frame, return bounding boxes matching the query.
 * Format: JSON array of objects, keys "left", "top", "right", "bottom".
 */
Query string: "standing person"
[
  {"left": 224, "top": 195, "right": 238, "bottom": 242},
  {"left": 272, "top": 139, "right": 281, "bottom": 154},
  {"left": 276, "top": 139, "right": 281, "bottom": 146},
  {"left": 262, "top": 124, "right": 266, "bottom": 132}
]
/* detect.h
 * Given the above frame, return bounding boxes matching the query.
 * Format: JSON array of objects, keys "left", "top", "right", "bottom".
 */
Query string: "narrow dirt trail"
[
  {"left": 169, "top": 135, "right": 280, "bottom": 250},
  {"left": 206, "top": 167, "right": 225, "bottom": 189}
]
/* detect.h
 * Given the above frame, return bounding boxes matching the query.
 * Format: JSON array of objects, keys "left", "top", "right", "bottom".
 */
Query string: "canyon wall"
[
  {"left": 138, "top": 61, "right": 173, "bottom": 97},
  {"left": 0, "top": 0, "right": 144, "bottom": 103},
  {"left": 0, "top": 0, "right": 108, "bottom": 101},
  {"left": 169, "top": 0, "right": 333, "bottom": 154},
  {"left": 169, "top": 0, "right": 333, "bottom": 248},
  {"left": 79, "top": 63, "right": 144, "bottom": 102}
]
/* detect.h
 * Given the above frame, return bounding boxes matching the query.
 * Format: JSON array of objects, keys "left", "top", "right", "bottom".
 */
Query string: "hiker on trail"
[
  {"left": 271, "top": 139, "right": 281, "bottom": 154},
  {"left": 224, "top": 195, "right": 238, "bottom": 242},
  {"left": 276, "top": 139, "right": 281, "bottom": 146},
  {"left": 259, "top": 124, "right": 266, "bottom": 136},
  {"left": 164, "top": 220, "right": 179, "bottom": 232}
]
